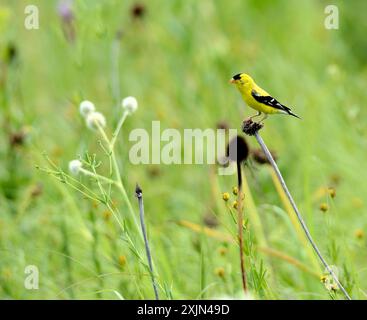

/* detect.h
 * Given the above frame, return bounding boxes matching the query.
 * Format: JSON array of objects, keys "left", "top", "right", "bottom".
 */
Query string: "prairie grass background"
[{"left": 0, "top": 0, "right": 366, "bottom": 299}]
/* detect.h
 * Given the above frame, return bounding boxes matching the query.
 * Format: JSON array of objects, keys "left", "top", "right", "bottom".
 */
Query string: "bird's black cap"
[{"left": 233, "top": 73, "right": 242, "bottom": 80}]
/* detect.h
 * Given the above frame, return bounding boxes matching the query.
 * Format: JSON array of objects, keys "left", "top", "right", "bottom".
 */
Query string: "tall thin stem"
[
  {"left": 254, "top": 131, "right": 351, "bottom": 300},
  {"left": 135, "top": 184, "right": 159, "bottom": 300},
  {"left": 236, "top": 161, "right": 247, "bottom": 293},
  {"left": 96, "top": 123, "right": 140, "bottom": 232},
  {"left": 111, "top": 111, "right": 128, "bottom": 148}
]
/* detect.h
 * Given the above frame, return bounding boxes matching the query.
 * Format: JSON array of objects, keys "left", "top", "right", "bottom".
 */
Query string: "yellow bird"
[{"left": 230, "top": 73, "right": 300, "bottom": 121}]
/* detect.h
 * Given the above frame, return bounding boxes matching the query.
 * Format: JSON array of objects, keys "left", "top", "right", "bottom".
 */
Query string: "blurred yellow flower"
[
  {"left": 319, "top": 203, "right": 329, "bottom": 212},
  {"left": 118, "top": 255, "right": 126, "bottom": 267},
  {"left": 355, "top": 229, "right": 364, "bottom": 239},
  {"left": 232, "top": 186, "right": 238, "bottom": 196},
  {"left": 232, "top": 201, "right": 238, "bottom": 210},
  {"left": 222, "top": 192, "right": 230, "bottom": 201},
  {"left": 214, "top": 267, "right": 225, "bottom": 278}
]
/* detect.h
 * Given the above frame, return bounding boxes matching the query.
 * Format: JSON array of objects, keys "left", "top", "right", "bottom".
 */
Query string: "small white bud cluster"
[
  {"left": 122, "top": 96, "right": 138, "bottom": 114},
  {"left": 79, "top": 100, "right": 95, "bottom": 117},
  {"left": 79, "top": 100, "right": 106, "bottom": 130},
  {"left": 86, "top": 112, "right": 106, "bottom": 130},
  {"left": 68, "top": 159, "right": 82, "bottom": 175}
]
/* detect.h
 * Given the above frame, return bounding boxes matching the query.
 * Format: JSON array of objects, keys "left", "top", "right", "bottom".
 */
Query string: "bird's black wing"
[
  {"left": 251, "top": 89, "right": 300, "bottom": 118},
  {"left": 251, "top": 89, "right": 291, "bottom": 112}
]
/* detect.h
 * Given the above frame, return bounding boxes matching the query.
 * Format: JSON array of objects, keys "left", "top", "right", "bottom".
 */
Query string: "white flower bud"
[
  {"left": 68, "top": 159, "right": 82, "bottom": 175},
  {"left": 79, "top": 100, "right": 95, "bottom": 117},
  {"left": 122, "top": 96, "right": 138, "bottom": 114},
  {"left": 86, "top": 111, "right": 106, "bottom": 130}
]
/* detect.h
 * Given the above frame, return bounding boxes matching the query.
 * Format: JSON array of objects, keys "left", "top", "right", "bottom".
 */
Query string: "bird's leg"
[
  {"left": 259, "top": 113, "right": 268, "bottom": 123},
  {"left": 248, "top": 111, "right": 261, "bottom": 121}
]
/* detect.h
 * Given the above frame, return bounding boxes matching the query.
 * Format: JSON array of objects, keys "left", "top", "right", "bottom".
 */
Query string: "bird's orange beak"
[{"left": 229, "top": 78, "right": 236, "bottom": 84}]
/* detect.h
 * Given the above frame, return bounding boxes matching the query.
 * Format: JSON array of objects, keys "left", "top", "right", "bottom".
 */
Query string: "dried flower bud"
[
  {"left": 203, "top": 213, "right": 219, "bottom": 228},
  {"left": 30, "top": 183, "right": 43, "bottom": 198},
  {"left": 5, "top": 43, "right": 17, "bottom": 64},
  {"left": 68, "top": 159, "right": 82, "bottom": 175},
  {"left": 86, "top": 111, "right": 106, "bottom": 130},
  {"left": 216, "top": 121, "right": 229, "bottom": 130},
  {"left": 131, "top": 3, "right": 146, "bottom": 19},
  {"left": 9, "top": 131, "right": 26, "bottom": 147}
]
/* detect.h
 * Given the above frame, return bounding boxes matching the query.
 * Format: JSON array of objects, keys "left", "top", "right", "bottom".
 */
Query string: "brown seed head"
[
  {"left": 131, "top": 3, "right": 146, "bottom": 19},
  {"left": 226, "top": 135, "right": 249, "bottom": 163}
]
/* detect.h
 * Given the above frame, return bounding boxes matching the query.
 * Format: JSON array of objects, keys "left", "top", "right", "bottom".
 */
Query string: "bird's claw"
[{"left": 241, "top": 119, "right": 263, "bottom": 136}]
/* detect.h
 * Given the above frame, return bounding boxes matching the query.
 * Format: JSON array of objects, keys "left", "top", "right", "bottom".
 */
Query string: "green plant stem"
[
  {"left": 236, "top": 161, "right": 247, "bottom": 294},
  {"left": 111, "top": 111, "right": 128, "bottom": 148},
  {"left": 96, "top": 123, "right": 140, "bottom": 232},
  {"left": 79, "top": 168, "right": 116, "bottom": 185},
  {"left": 135, "top": 184, "right": 159, "bottom": 300},
  {"left": 254, "top": 131, "right": 351, "bottom": 300}
]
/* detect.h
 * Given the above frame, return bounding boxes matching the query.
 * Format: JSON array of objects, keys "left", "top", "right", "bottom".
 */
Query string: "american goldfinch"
[{"left": 230, "top": 73, "right": 300, "bottom": 121}]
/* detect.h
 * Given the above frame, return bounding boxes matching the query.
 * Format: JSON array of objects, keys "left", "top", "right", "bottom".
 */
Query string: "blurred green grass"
[{"left": 0, "top": 0, "right": 366, "bottom": 299}]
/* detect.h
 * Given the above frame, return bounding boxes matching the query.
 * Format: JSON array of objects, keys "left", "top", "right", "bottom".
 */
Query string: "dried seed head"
[
  {"left": 222, "top": 192, "right": 230, "bottom": 202},
  {"left": 79, "top": 100, "right": 95, "bottom": 118},
  {"left": 86, "top": 111, "right": 106, "bottom": 130},
  {"left": 131, "top": 3, "right": 146, "bottom": 19},
  {"left": 203, "top": 213, "right": 219, "bottom": 229},
  {"left": 30, "top": 183, "right": 43, "bottom": 198},
  {"left": 135, "top": 184, "right": 143, "bottom": 198},
  {"left": 147, "top": 166, "right": 161, "bottom": 178},
  {"left": 5, "top": 43, "right": 17, "bottom": 64},
  {"left": 122, "top": 96, "right": 138, "bottom": 114},
  {"left": 9, "top": 131, "right": 26, "bottom": 147},
  {"left": 242, "top": 119, "right": 263, "bottom": 136},
  {"left": 216, "top": 120, "right": 229, "bottom": 130},
  {"left": 226, "top": 135, "right": 249, "bottom": 163}
]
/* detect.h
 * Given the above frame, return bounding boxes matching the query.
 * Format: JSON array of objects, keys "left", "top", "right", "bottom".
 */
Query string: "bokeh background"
[{"left": 0, "top": 0, "right": 366, "bottom": 299}]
